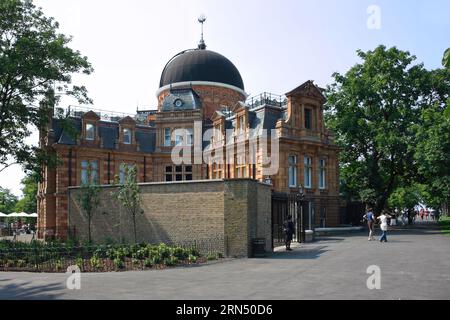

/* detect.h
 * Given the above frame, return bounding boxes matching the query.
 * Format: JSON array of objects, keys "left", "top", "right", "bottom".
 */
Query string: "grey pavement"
[{"left": 1, "top": 224, "right": 449, "bottom": 300}]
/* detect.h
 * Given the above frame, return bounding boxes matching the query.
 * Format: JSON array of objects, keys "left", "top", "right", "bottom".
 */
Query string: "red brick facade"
[{"left": 38, "top": 78, "right": 340, "bottom": 239}]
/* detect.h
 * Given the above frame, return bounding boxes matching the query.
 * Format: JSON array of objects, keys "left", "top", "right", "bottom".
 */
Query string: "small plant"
[
  {"left": 75, "top": 257, "right": 84, "bottom": 269},
  {"left": 144, "top": 258, "right": 153, "bottom": 268},
  {"left": 55, "top": 259, "right": 64, "bottom": 271},
  {"left": 188, "top": 247, "right": 200, "bottom": 257},
  {"left": 172, "top": 247, "right": 188, "bottom": 260},
  {"left": 113, "top": 258, "right": 124, "bottom": 270},
  {"left": 164, "top": 256, "right": 178, "bottom": 267},
  {"left": 206, "top": 254, "right": 218, "bottom": 261},
  {"left": 132, "top": 258, "right": 141, "bottom": 266},
  {"left": 6, "top": 260, "right": 15, "bottom": 267},
  {"left": 188, "top": 254, "right": 197, "bottom": 263},
  {"left": 90, "top": 256, "right": 101, "bottom": 269},
  {"left": 17, "top": 260, "right": 26, "bottom": 268},
  {"left": 151, "top": 255, "right": 162, "bottom": 265},
  {"left": 158, "top": 244, "right": 172, "bottom": 259}
]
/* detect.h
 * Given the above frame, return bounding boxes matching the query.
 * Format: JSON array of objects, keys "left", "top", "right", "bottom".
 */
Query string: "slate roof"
[
  {"left": 53, "top": 118, "right": 156, "bottom": 153},
  {"left": 161, "top": 88, "right": 202, "bottom": 111}
]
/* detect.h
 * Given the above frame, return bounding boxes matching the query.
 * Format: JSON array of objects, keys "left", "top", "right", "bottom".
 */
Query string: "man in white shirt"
[{"left": 377, "top": 211, "right": 392, "bottom": 243}]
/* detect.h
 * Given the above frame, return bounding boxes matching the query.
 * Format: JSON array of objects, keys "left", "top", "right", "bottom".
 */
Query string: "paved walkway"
[{"left": 1, "top": 224, "right": 449, "bottom": 300}]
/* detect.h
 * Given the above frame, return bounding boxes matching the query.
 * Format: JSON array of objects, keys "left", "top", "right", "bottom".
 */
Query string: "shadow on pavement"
[
  {"left": 0, "top": 280, "right": 64, "bottom": 300},
  {"left": 266, "top": 245, "right": 328, "bottom": 260}
]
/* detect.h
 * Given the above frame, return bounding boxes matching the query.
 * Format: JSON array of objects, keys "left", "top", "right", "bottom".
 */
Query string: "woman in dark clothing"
[{"left": 283, "top": 215, "right": 295, "bottom": 251}]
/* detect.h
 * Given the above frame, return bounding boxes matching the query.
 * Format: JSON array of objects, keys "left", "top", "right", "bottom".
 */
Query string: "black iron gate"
[{"left": 271, "top": 192, "right": 307, "bottom": 248}]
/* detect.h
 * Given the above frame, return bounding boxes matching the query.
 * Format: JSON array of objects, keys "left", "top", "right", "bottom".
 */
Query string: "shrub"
[
  {"left": 131, "top": 249, "right": 146, "bottom": 260},
  {"left": 90, "top": 256, "right": 101, "bottom": 269},
  {"left": 164, "top": 256, "right": 178, "bottom": 267},
  {"left": 132, "top": 258, "right": 141, "bottom": 266},
  {"left": 17, "top": 260, "right": 26, "bottom": 268},
  {"left": 55, "top": 259, "right": 64, "bottom": 271},
  {"left": 151, "top": 255, "right": 162, "bottom": 265},
  {"left": 172, "top": 247, "right": 188, "bottom": 260},
  {"left": 157, "top": 244, "right": 172, "bottom": 259},
  {"left": 188, "top": 254, "right": 197, "bottom": 263},
  {"left": 188, "top": 247, "right": 200, "bottom": 257},
  {"left": 206, "top": 254, "right": 218, "bottom": 261},
  {"left": 75, "top": 257, "right": 84, "bottom": 269},
  {"left": 113, "top": 258, "right": 124, "bottom": 269},
  {"left": 144, "top": 258, "right": 153, "bottom": 268}
]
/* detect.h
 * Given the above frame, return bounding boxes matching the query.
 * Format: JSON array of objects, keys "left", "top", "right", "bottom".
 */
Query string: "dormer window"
[
  {"left": 85, "top": 123, "right": 95, "bottom": 141},
  {"left": 214, "top": 123, "right": 223, "bottom": 142},
  {"left": 123, "top": 128, "right": 132, "bottom": 145},
  {"left": 175, "top": 129, "right": 184, "bottom": 146},
  {"left": 164, "top": 128, "right": 171, "bottom": 147},
  {"left": 238, "top": 116, "right": 245, "bottom": 133},
  {"left": 187, "top": 128, "right": 193, "bottom": 146},
  {"left": 305, "top": 108, "right": 312, "bottom": 130}
]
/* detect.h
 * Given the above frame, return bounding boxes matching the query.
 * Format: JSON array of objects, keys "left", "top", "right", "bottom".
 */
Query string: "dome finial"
[{"left": 198, "top": 14, "right": 207, "bottom": 50}]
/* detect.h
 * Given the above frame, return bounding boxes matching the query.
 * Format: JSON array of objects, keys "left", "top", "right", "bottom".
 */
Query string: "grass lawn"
[{"left": 438, "top": 216, "right": 450, "bottom": 236}]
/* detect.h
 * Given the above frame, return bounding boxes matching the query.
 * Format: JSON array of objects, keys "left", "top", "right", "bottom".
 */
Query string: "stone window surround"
[
  {"left": 122, "top": 127, "right": 133, "bottom": 145},
  {"left": 304, "top": 155, "right": 313, "bottom": 189},
  {"left": 234, "top": 154, "right": 247, "bottom": 178},
  {"left": 318, "top": 158, "right": 327, "bottom": 190},
  {"left": 79, "top": 158, "right": 100, "bottom": 185},
  {"left": 165, "top": 164, "right": 193, "bottom": 182},
  {"left": 288, "top": 154, "right": 298, "bottom": 188},
  {"left": 117, "top": 161, "right": 138, "bottom": 184},
  {"left": 162, "top": 126, "right": 194, "bottom": 147},
  {"left": 304, "top": 106, "right": 314, "bottom": 130}
]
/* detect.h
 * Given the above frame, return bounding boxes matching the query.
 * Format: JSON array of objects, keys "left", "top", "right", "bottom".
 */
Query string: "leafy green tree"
[
  {"left": 115, "top": 165, "right": 142, "bottom": 244},
  {"left": 443, "top": 48, "right": 450, "bottom": 68},
  {"left": 413, "top": 101, "right": 450, "bottom": 211},
  {"left": 0, "top": 0, "right": 93, "bottom": 176},
  {"left": 0, "top": 187, "right": 18, "bottom": 213},
  {"left": 14, "top": 173, "right": 38, "bottom": 213},
  {"left": 325, "top": 45, "right": 449, "bottom": 213},
  {"left": 77, "top": 165, "right": 101, "bottom": 244}
]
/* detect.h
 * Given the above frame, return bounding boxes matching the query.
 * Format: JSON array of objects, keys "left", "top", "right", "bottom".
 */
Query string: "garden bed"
[{"left": 0, "top": 240, "right": 223, "bottom": 273}]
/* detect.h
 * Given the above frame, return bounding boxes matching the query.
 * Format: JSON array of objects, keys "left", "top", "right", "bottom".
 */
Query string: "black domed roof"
[{"left": 159, "top": 49, "right": 244, "bottom": 91}]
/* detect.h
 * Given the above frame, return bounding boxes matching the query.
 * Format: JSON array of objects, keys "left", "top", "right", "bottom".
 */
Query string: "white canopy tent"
[{"left": 0, "top": 212, "right": 38, "bottom": 218}]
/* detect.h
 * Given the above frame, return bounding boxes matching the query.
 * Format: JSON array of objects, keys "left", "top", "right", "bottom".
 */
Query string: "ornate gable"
[
  {"left": 119, "top": 116, "right": 137, "bottom": 125},
  {"left": 83, "top": 110, "right": 100, "bottom": 121},
  {"left": 285, "top": 80, "right": 326, "bottom": 104}
]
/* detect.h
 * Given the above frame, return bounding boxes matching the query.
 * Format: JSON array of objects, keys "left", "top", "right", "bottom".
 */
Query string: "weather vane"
[{"left": 198, "top": 14, "right": 207, "bottom": 50}]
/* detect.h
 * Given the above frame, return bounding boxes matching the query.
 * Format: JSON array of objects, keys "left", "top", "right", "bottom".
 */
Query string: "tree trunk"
[
  {"left": 88, "top": 214, "right": 91, "bottom": 244},
  {"left": 133, "top": 213, "right": 137, "bottom": 244}
]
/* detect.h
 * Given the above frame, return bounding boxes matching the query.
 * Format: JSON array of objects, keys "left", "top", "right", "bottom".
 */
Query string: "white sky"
[{"left": 1, "top": 0, "right": 448, "bottom": 197}]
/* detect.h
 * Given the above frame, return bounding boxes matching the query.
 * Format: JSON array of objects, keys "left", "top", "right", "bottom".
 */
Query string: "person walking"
[
  {"left": 377, "top": 211, "right": 392, "bottom": 243},
  {"left": 364, "top": 207, "right": 376, "bottom": 241},
  {"left": 283, "top": 215, "right": 295, "bottom": 251}
]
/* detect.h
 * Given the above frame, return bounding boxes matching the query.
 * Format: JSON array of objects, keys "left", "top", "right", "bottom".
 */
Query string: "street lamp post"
[{"left": 297, "top": 185, "right": 306, "bottom": 243}]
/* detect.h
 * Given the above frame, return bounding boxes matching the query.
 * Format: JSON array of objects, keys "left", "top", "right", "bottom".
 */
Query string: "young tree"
[
  {"left": 0, "top": 0, "right": 93, "bottom": 176},
  {"left": 325, "top": 46, "right": 449, "bottom": 213},
  {"left": 115, "top": 165, "right": 142, "bottom": 244},
  {"left": 77, "top": 165, "right": 101, "bottom": 244}
]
